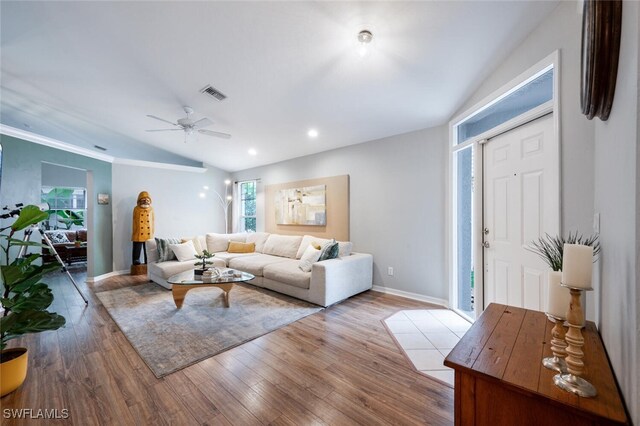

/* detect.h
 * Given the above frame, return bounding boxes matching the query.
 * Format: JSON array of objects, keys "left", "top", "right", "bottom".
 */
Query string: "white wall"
[
  {"left": 452, "top": 1, "right": 594, "bottom": 235},
  {"left": 111, "top": 163, "right": 230, "bottom": 271},
  {"left": 41, "top": 162, "right": 87, "bottom": 189},
  {"left": 593, "top": 1, "right": 639, "bottom": 422},
  {"left": 232, "top": 125, "right": 449, "bottom": 303}
]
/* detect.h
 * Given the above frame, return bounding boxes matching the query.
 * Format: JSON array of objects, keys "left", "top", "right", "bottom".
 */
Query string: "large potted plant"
[{"left": 0, "top": 205, "right": 66, "bottom": 397}]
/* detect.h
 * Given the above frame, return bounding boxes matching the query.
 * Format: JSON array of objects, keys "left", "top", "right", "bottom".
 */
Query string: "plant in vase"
[
  {"left": 527, "top": 231, "right": 600, "bottom": 324},
  {"left": 194, "top": 250, "right": 215, "bottom": 276},
  {"left": 527, "top": 231, "right": 600, "bottom": 272},
  {"left": 1, "top": 205, "right": 66, "bottom": 397}
]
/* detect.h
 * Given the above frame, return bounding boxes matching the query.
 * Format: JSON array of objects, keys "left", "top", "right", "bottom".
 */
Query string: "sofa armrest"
[{"left": 308, "top": 252, "right": 373, "bottom": 307}]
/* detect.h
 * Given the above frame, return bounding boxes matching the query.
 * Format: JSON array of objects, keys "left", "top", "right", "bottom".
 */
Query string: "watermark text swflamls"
[{"left": 3, "top": 408, "right": 69, "bottom": 419}]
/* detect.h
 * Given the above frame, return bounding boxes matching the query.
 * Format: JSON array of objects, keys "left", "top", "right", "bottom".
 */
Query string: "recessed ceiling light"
[
  {"left": 307, "top": 129, "right": 319, "bottom": 138},
  {"left": 203, "top": 185, "right": 209, "bottom": 190},
  {"left": 248, "top": 148, "right": 257, "bottom": 156},
  {"left": 199, "top": 192, "right": 206, "bottom": 199}
]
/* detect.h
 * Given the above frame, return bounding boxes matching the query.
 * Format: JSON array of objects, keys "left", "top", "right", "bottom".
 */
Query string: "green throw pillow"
[
  {"left": 318, "top": 240, "right": 339, "bottom": 261},
  {"left": 155, "top": 237, "right": 182, "bottom": 262}
]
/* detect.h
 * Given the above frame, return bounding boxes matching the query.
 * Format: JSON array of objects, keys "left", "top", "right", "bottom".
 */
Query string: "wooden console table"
[{"left": 444, "top": 303, "right": 628, "bottom": 425}]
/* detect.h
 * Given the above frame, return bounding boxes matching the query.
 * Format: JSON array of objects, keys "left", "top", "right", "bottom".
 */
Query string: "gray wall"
[
  {"left": 0, "top": 134, "right": 113, "bottom": 277},
  {"left": 232, "top": 125, "right": 449, "bottom": 302},
  {"left": 593, "top": 0, "right": 639, "bottom": 422},
  {"left": 452, "top": 1, "right": 595, "bottom": 236},
  {"left": 111, "top": 163, "right": 230, "bottom": 271},
  {"left": 41, "top": 162, "right": 87, "bottom": 189}
]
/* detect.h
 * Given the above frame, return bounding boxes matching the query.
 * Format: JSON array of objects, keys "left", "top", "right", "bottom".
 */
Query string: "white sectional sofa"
[{"left": 146, "top": 232, "right": 373, "bottom": 307}]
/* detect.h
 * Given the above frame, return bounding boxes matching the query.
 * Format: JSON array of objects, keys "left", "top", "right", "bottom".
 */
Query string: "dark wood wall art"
[{"left": 580, "top": 0, "right": 622, "bottom": 121}]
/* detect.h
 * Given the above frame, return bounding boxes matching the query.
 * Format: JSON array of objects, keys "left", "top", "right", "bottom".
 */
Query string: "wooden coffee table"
[{"left": 167, "top": 269, "right": 255, "bottom": 309}]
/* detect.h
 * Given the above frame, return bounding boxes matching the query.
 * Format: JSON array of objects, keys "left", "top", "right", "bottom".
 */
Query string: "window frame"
[
  {"left": 447, "top": 51, "right": 560, "bottom": 321},
  {"left": 237, "top": 180, "right": 257, "bottom": 233}
]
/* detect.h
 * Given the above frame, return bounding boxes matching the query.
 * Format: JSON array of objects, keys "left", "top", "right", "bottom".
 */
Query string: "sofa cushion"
[
  {"left": 145, "top": 238, "right": 159, "bottom": 263},
  {"left": 206, "top": 233, "right": 247, "bottom": 253},
  {"left": 319, "top": 240, "right": 339, "bottom": 261},
  {"left": 296, "top": 235, "right": 332, "bottom": 259},
  {"left": 228, "top": 254, "right": 289, "bottom": 277},
  {"left": 76, "top": 229, "right": 87, "bottom": 242},
  {"left": 338, "top": 241, "right": 353, "bottom": 257},
  {"left": 181, "top": 236, "right": 206, "bottom": 255},
  {"left": 148, "top": 258, "right": 226, "bottom": 280},
  {"left": 170, "top": 240, "right": 198, "bottom": 262},
  {"left": 299, "top": 245, "right": 321, "bottom": 272},
  {"left": 213, "top": 251, "right": 259, "bottom": 265},
  {"left": 245, "top": 232, "right": 270, "bottom": 252},
  {"left": 48, "top": 231, "right": 71, "bottom": 244},
  {"left": 262, "top": 234, "right": 303, "bottom": 259},
  {"left": 263, "top": 260, "right": 311, "bottom": 290},
  {"left": 228, "top": 241, "right": 255, "bottom": 253},
  {"left": 155, "top": 237, "right": 182, "bottom": 261}
]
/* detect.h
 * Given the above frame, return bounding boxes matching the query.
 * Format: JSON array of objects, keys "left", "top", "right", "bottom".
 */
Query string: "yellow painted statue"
[{"left": 131, "top": 191, "right": 154, "bottom": 265}]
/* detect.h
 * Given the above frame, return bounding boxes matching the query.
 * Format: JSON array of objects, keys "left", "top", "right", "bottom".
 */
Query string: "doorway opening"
[
  {"left": 40, "top": 162, "right": 88, "bottom": 272},
  {"left": 449, "top": 52, "right": 559, "bottom": 321}
]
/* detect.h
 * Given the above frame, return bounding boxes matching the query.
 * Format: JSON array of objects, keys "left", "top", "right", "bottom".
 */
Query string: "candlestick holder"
[
  {"left": 553, "top": 285, "right": 597, "bottom": 398},
  {"left": 543, "top": 313, "right": 568, "bottom": 373}
]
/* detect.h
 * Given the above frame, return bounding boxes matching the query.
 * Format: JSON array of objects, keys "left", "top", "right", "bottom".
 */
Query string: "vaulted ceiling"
[{"left": 1, "top": 1, "right": 558, "bottom": 171}]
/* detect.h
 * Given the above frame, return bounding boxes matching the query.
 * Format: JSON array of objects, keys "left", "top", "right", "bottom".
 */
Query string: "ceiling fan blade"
[
  {"left": 198, "top": 129, "right": 231, "bottom": 139},
  {"left": 192, "top": 117, "right": 213, "bottom": 129},
  {"left": 146, "top": 115, "right": 179, "bottom": 126},
  {"left": 145, "top": 129, "right": 184, "bottom": 132}
]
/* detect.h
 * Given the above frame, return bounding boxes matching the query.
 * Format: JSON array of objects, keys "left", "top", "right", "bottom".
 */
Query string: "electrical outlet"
[
  {"left": 387, "top": 267, "right": 394, "bottom": 276},
  {"left": 593, "top": 213, "right": 600, "bottom": 234}
]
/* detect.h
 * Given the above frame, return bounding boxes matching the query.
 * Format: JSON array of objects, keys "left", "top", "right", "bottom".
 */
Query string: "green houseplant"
[
  {"left": 194, "top": 250, "right": 215, "bottom": 276},
  {"left": 527, "top": 231, "right": 601, "bottom": 271},
  {"left": 0, "top": 205, "right": 66, "bottom": 396}
]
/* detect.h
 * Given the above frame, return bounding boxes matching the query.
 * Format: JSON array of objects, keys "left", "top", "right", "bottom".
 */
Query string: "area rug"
[{"left": 96, "top": 282, "right": 322, "bottom": 377}]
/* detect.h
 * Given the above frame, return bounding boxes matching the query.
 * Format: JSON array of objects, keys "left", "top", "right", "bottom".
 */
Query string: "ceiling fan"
[{"left": 146, "top": 106, "right": 231, "bottom": 142}]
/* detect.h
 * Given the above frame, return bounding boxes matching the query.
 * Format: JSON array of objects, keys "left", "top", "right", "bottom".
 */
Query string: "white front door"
[{"left": 483, "top": 113, "right": 559, "bottom": 311}]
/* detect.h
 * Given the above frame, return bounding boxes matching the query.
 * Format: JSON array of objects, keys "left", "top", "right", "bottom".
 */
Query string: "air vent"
[
  {"left": 94, "top": 145, "right": 107, "bottom": 151},
  {"left": 200, "top": 85, "right": 227, "bottom": 101}
]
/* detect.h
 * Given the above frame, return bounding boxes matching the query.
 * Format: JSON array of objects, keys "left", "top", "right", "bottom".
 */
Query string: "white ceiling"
[{"left": 0, "top": 1, "right": 558, "bottom": 172}]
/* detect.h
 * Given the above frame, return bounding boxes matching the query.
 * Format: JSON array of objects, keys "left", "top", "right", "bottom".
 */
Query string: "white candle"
[
  {"left": 547, "top": 270, "right": 571, "bottom": 319},
  {"left": 562, "top": 244, "right": 593, "bottom": 289}
]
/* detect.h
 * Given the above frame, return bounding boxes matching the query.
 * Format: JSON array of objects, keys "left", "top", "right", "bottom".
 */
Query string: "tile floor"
[{"left": 383, "top": 309, "right": 472, "bottom": 387}]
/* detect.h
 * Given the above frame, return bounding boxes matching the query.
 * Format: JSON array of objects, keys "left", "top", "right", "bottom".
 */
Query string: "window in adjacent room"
[
  {"left": 40, "top": 186, "right": 87, "bottom": 230},
  {"left": 238, "top": 180, "right": 257, "bottom": 232}
]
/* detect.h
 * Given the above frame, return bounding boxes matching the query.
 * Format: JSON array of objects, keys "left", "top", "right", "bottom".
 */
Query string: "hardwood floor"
[{"left": 1, "top": 270, "right": 454, "bottom": 425}]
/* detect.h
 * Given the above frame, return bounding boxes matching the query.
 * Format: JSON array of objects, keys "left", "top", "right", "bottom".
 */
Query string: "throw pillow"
[
  {"left": 318, "top": 239, "right": 339, "bottom": 261},
  {"left": 181, "top": 236, "right": 205, "bottom": 255},
  {"left": 228, "top": 241, "right": 256, "bottom": 253},
  {"left": 170, "top": 240, "right": 198, "bottom": 262},
  {"left": 155, "top": 237, "right": 182, "bottom": 262},
  {"left": 299, "top": 245, "right": 321, "bottom": 272},
  {"left": 48, "top": 231, "right": 70, "bottom": 244}
]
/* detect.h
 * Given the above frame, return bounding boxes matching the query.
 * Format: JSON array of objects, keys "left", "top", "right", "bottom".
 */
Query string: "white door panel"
[{"left": 483, "top": 114, "right": 558, "bottom": 312}]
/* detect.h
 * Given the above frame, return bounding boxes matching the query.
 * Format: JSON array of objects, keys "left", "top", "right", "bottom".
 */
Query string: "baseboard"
[
  {"left": 371, "top": 285, "right": 449, "bottom": 308},
  {"left": 86, "top": 269, "right": 130, "bottom": 283}
]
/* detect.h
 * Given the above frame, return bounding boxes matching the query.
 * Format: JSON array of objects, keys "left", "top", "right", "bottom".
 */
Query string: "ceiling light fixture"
[
  {"left": 358, "top": 29, "right": 373, "bottom": 57},
  {"left": 248, "top": 148, "right": 257, "bottom": 156},
  {"left": 307, "top": 129, "right": 319, "bottom": 138},
  {"left": 199, "top": 192, "right": 206, "bottom": 199}
]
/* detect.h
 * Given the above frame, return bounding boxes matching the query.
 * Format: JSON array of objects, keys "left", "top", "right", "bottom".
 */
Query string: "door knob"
[{"left": 482, "top": 241, "right": 490, "bottom": 248}]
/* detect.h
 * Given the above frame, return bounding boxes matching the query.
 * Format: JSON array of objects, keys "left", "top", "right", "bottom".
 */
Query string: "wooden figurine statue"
[{"left": 131, "top": 191, "right": 154, "bottom": 275}]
